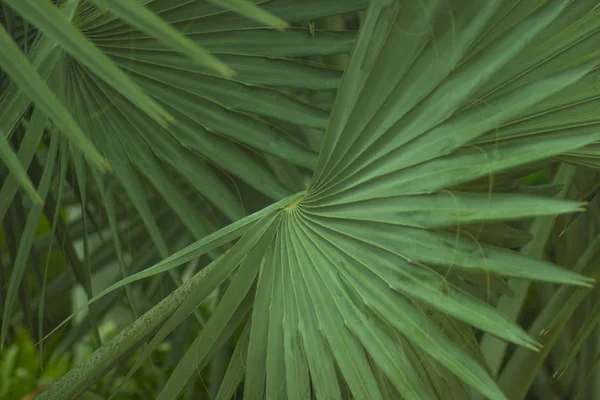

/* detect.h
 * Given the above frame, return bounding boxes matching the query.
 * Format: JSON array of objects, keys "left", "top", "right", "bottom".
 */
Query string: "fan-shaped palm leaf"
[
  {"left": 0, "top": 0, "right": 365, "bottom": 352},
  {"left": 151, "top": 1, "right": 600, "bottom": 398},
  {"left": 38, "top": 0, "right": 600, "bottom": 399}
]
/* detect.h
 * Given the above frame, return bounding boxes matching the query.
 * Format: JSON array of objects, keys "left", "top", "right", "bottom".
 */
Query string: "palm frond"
[{"left": 5, "top": 0, "right": 600, "bottom": 399}]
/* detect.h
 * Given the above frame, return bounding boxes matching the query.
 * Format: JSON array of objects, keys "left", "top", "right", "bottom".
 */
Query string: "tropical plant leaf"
[
  {"left": 214, "top": 321, "right": 250, "bottom": 400},
  {"left": 498, "top": 233, "right": 600, "bottom": 400},
  {"left": 0, "top": 0, "right": 363, "bottom": 281},
  {"left": 174, "top": 1, "right": 596, "bottom": 397},
  {"left": 478, "top": 163, "right": 578, "bottom": 377},
  {"left": 208, "top": 0, "right": 289, "bottom": 31},
  {"left": 0, "top": 20, "right": 108, "bottom": 172},
  {"left": 0, "top": 107, "right": 47, "bottom": 226},
  {"left": 1, "top": 133, "right": 59, "bottom": 348},
  {"left": 30, "top": 1, "right": 600, "bottom": 399},
  {"left": 0, "top": 126, "right": 41, "bottom": 204},
  {"left": 87, "top": 0, "right": 235, "bottom": 76},
  {"left": 3, "top": 0, "right": 174, "bottom": 127},
  {"left": 554, "top": 299, "right": 600, "bottom": 380},
  {"left": 157, "top": 213, "right": 282, "bottom": 399}
]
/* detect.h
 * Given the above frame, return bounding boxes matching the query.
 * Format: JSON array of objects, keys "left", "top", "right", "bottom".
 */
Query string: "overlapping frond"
[
  {"left": 12, "top": 0, "right": 600, "bottom": 399},
  {"left": 0, "top": 0, "right": 366, "bottom": 222},
  {"left": 133, "top": 1, "right": 600, "bottom": 398},
  {"left": 0, "top": 0, "right": 366, "bottom": 351}
]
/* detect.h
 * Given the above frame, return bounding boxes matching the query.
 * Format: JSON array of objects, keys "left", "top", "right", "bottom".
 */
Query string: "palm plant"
[{"left": 2, "top": 0, "right": 600, "bottom": 399}]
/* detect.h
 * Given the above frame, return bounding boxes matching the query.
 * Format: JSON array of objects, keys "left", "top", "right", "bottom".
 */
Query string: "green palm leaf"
[
  {"left": 16, "top": 0, "right": 600, "bottom": 399},
  {"left": 0, "top": 107, "right": 47, "bottom": 221},
  {"left": 86, "top": 0, "right": 235, "bottom": 76},
  {"left": 0, "top": 0, "right": 362, "bottom": 350},
  {"left": 0, "top": 20, "right": 108, "bottom": 173},
  {"left": 144, "top": 1, "right": 597, "bottom": 398},
  {"left": 4, "top": 0, "right": 173, "bottom": 127},
  {"left": 0, "top": 126, "right": 41, "bottom": 204}
]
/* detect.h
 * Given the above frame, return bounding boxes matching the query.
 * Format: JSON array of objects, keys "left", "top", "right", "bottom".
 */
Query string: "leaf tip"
[
  {"left": 155, "top": 110, "right": 175, "bottom": 128},
  {"left": 583, "top": 277, "right": 596, "bottom": 288},
  {"left": 221, "top": 65, "right": 237, "bottom": 78},
  {"left": 525, "top": 338, "right": 543, "bottom": 352},
  {"left": 102, "top": 159, "right": 113, "bottom": 173},
  {"left": 32, "top": 192, "right": 44, "bottom": 205},
  {"left": 276, "top": 21, "right": 291, "bottom": 32}
]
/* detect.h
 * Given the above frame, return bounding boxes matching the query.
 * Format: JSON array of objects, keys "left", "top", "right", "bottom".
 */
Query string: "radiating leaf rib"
[
  {"left": 265, "top": 231, "right": 287, "bottom": 400},
  {"left": 67, "top": 80, "right": 215, "bottom": 316},
  {"left": 286, "top": 212, "right": 383, "bottom": 400},
  {"left": 0, "top": 2, "right": 74, "bottom": 140},
  {"left": 94, "top": 27, "right": 355, "bottom": 58},
  {"left": 158, "top": 296, "right": 254, "bottom": 400},
  {"left": 87, "top": 0, "right": 234, "bottom": 77},
  {"left": 300, "top": 212, "right": 540, "bottom": 352},
  {"left": 472, "top": 98, "right": 600, "bottom": 150},
  {"left": 138, "top": 0, "right": 367, "bottom": 34},
  {"left": 110, "top": 57, "right": 330, "bottom": 129},
  {"left": 464, "top": 0, "right": 600, "bottom": 103},
  {"left": 472, "top": 165, "right": 576, "bottom": 379},
  {"left": 84, "top": 73, "right": 246, "bottom": 221},
  {"left": 0, "top": 22, "right": 108, "bottom": 172},
  {"left": 430, "top": 311, "right": 493, "bottom": 377},
  {"left": 65, "top": 60, "right": 175, "bottom": 260},
  {"left": 327, "top": 247, "right": 508, "bottom": 400},
  {"left": 1, "top": 134, "right": 58, "bottom": 348},
  {"left": 312, "top": 0, "right": 444, "bottom": 189},
  {"left": 37, "top": 249, "right": 219, "bottom": 400},
  {"left": 307, "top": 192, "right": 585, "bottom": 227},
  {"left": 372, "top": 366, "right": 395, "bottom": 400},
  {"left": 79, "top": 0, "right": 235, "bottom": 36},
  {"left": 357, "top": 58, "right": 596, "bottom": 188},
  {"left": 120, "top": 211, "right": 282, "bottom": 393},
  {"left": 243, "top": 244, "right": 277, "bottom": 399},
  {"left": 208, "top": 0, "right": 289, "bottom": 31},
  {"left": 104, "top": 192, "right": 298, "bottom": 291},
  {"left": 284, "top": 232, "right": 342, "bottom": 400},
  {"left": 69, "top": 53, "right": 288, "bottom": 202},
  {"left": 133, "top": 73, "right": 318, "bottom": 169},
  {"left": 101, "top": 48, "right": 343, "bottom": 89},
  {"left": 84, "top": 0, "right": 252, "bottom": 38},
  {"left": 307, "top": 215, "right": 592, "bottom": 287},
  {"left": 157, "top": 214, "right": 281, "bottom": 400},
  {"left": 280, "top": 216, "right": 311, "bottom": 400},
  {"left": 314, "top": 0, "right": 505, "bottom": 190},
  {"left": 312, "top": 0, "right": 401, "bottom": 187},
  {"left": 322, "top": 122, "right": 600, "bottom": 206},
  {"left": 310, "top": 55, "right": 599, "bottom": 205},
  {"left": 165, "top": 109, "right": 291, "bottom": 201},
  {"left": 77, "top": 71, "right": 212, "bottom": 242},
  {"left": 4, "top": 0, "right": 172, "bottom": 128},
  {"left": 32, "top": 2, "right": 600, "bottom": 400},
  {"left": 291, "top": 213, "right": 434, "bottom": 399}
]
